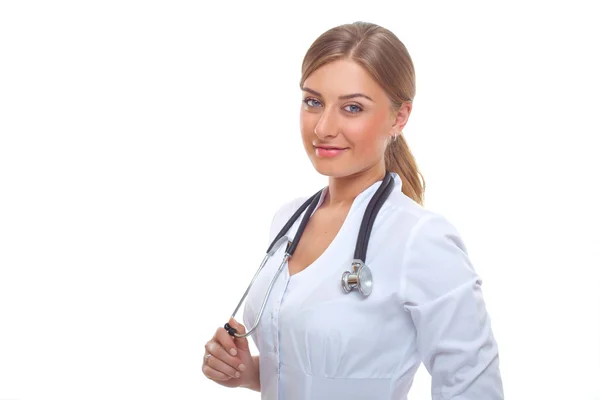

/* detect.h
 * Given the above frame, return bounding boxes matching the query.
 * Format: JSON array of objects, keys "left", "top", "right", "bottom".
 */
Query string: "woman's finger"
[
  {"left": 215, "top": 326, "right": 238, "bottom": 356},
  {"left": 205, "top": 340, "right": 243, "bottom": 371},
  {"left": 227, "top": 318, "right": 250, "bottom": 352},
  {"left": 202, "top": 363, "right": 231, "bottom": 381},
  {"left": 205, "top": 352, "right": 241, "bottom": 379}
]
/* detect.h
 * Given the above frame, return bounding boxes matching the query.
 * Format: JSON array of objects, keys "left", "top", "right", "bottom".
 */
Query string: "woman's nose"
[{"left": 313, "top": 107, "right": 339, "bottom": 138}]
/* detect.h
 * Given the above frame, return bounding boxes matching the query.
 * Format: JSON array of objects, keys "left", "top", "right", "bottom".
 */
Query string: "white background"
[{"left": 1, "top": 1, "right": 599, "bottom": 399}]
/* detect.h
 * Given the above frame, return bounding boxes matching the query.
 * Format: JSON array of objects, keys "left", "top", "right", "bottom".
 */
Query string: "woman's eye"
[
  {"left": 345, "top": 104, "right": 362, "bottom": 113},
  {"left": 303, "top": 98, "right": 322, "bottom": 108},
  {"left": 302, "top": 98, "right": 362, "bottom": 114}
]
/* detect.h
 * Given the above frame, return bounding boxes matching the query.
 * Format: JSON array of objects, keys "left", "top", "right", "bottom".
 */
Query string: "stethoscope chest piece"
[{"left": 341, "top": 259, "right": 373, "bottom": 296}]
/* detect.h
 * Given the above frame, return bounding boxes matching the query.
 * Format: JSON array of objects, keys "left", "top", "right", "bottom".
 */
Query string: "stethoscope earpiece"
[{"left": 341, "top": 259, "right": 373, "bottom": 296}]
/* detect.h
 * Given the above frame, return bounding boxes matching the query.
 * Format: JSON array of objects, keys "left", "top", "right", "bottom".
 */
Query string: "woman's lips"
[{"left": 315, "top": 146, "right": 348, "bottom": 158}]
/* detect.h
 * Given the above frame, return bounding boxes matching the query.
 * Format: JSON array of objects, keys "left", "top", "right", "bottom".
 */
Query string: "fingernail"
[
  {"left": 235, "top": 371, "right": 241, "bottom": 378},
  {"left": 239, "top": 364, "right": 246, "bottom": 371},
  {"left": 230, "top": 348, "right": 237, "bottom": 356}
]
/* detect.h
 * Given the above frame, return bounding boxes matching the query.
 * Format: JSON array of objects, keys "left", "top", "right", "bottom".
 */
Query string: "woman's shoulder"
[
  {"left": 272, "top": 194, "right": 312, "bottom": 221},
  {"left": 267, "top": 194, "right": 314, "bottom": 242},
  {"left": 385, "top": 181, "right": 463, "bottom": 245}
]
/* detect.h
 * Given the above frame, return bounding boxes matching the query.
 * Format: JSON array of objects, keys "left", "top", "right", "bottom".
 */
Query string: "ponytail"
[{"left": 384, "top": 132, "right": 426, "bottom": 206}]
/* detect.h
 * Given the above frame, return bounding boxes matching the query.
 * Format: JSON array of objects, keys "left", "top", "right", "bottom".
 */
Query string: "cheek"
[
  {"left": 346, "top": 119, "right": 386, "bottom": 155},
  {"left": 299, "top": 111, "right": 318, "bottom": 146},
  {"left": 299, "top": 110, "right": 310, "bottom": 134},
  {"left": 300, "top": 121, "right": 310, "bottom": 136}
]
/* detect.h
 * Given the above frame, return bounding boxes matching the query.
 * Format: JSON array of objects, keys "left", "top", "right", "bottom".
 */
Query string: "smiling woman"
[
  {"left": 299, "top": 58, "right": 414, "bottom": 186},
  {"left": 203, "top": 21, "right": 504, "bottom": 400},
  {"left": 298, "top": 26, "right": 425, "bottom": 207}
]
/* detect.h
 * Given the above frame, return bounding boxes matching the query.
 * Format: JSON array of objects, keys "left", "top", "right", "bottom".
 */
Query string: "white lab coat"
[{"left": 243, "top": 172, "right": 503, "bottom": 399}]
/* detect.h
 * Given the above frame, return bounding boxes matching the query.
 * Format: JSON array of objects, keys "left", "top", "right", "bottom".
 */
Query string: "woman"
[{"left": 202, "top": 21, "right": 503, "bottom": 399}]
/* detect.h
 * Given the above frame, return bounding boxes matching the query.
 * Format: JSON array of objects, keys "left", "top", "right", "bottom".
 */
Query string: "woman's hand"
[{"left": 202, "top": 318, "right": 259, "bottom": 390}]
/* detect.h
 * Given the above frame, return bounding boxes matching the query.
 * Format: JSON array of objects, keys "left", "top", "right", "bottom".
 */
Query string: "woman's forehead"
[{"left": 303, "top": 59, "right": 383, "bottom": 100}]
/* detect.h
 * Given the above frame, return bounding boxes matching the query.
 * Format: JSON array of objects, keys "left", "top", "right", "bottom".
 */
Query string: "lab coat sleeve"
[{"left": 400, "top": 213, "right": 504, "bottom": 399}]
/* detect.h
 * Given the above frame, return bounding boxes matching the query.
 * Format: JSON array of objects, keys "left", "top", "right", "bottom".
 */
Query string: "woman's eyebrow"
[{"left": 301, "top": 86, "right": 374, "bottom": 102}]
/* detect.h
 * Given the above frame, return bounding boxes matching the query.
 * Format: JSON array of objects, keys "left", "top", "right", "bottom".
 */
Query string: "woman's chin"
[{"left": 311, "top": 160, "right": 351, "bottom": 178}]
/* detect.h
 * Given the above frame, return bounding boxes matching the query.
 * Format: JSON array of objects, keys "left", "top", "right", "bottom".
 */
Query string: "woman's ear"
[{"left": 390, "top": 101, "right": 412, "bottom": 133}]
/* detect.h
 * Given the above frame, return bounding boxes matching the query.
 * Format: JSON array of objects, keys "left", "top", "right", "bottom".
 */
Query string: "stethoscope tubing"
[
  {"left": 225, "top": 192, "right": 323, "bottom": 338},
  {"left": 227, "top": 235, "right": 291, "bottom": 338},
  {"left": 224, "top": 172, "right": 394, "bottom": 338}
]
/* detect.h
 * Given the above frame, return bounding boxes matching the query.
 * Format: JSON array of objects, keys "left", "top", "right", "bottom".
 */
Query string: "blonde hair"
[{"left": 299, "top": 21, "right": 426, "bottom": 206}]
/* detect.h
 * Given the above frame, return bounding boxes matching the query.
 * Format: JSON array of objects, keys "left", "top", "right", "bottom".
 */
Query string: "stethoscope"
[{"left": 224, "top": 171, "right": 395, "bottom": 338}]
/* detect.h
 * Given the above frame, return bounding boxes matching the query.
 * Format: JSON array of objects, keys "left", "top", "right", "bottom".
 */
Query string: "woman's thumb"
[{"left": 228, "top": 317, "right": 250, "bottom": 352}]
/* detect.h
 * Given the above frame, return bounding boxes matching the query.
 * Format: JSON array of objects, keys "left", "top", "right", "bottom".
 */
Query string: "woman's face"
[{"left": 299, "top": 58, "right": 410, "bottom": 178}]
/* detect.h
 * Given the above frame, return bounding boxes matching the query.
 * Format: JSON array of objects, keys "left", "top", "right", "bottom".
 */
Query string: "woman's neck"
[{"left": 324, "top": 165, "right": 387, "bottom": 210}]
